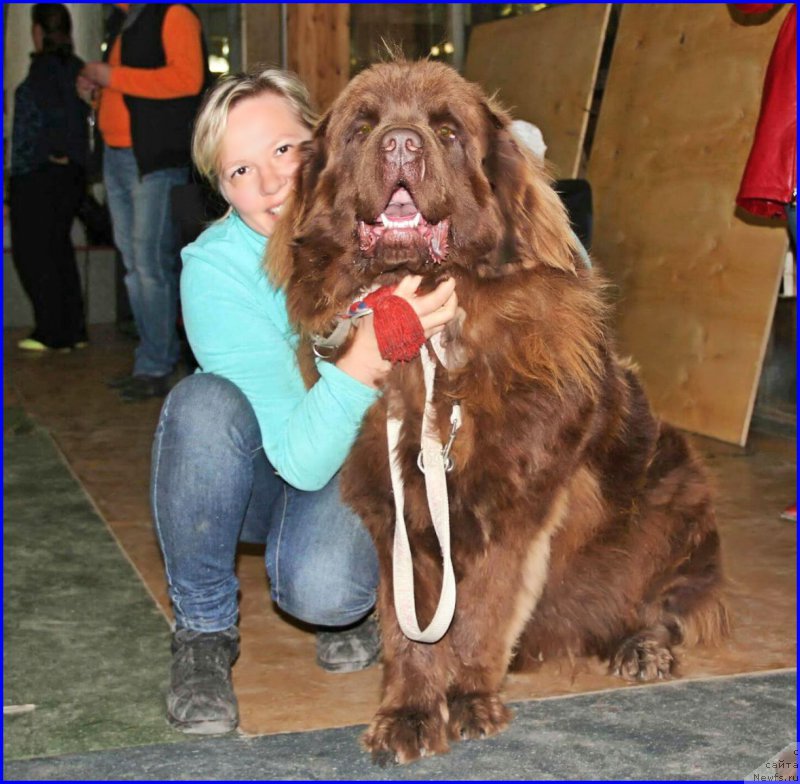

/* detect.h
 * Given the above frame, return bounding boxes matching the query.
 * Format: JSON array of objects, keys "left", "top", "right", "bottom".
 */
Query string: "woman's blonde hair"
[{"left": 191, "top": 66, "right": 317, "bottom": 194}]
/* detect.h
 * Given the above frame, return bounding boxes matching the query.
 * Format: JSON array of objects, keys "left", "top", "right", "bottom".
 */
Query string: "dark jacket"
[
  {"left": 735, "top": 4, "right": 796, "bottom": 219},
  {"left": 103, "top": 4, "right": 210, "bottom": 176},
  {"left": 11, "top": 52, "right": 89, "bottom": 177}
]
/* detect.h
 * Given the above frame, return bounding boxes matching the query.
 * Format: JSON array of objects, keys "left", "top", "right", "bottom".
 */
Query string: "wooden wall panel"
[
  {"left": 287, "top": 4, "right": 350, "bottom": 112},
  {"left": 242, "top": 3, "right": 281, "bottom": 71},
  {"left": 464, "top": 5, "right": 610, "bottom": 178},
  {"left": 587, "top": 4, "right": 788, "bottom": 445}
]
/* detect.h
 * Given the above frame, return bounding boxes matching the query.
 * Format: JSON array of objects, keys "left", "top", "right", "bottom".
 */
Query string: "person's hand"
[
  {"left": 393, "top": 275, "right": 458, "bottom": 340},
  {"left": 336, "top": 276, "right": 459, "bottom": 388},
  {"left": 80, "top": 62, "right": 112, "bottom": 88},
  {"left": 76, "top": 73, "right": 97, "bottom": 104}
]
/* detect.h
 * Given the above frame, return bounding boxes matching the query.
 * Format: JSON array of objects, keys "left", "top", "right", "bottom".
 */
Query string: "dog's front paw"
[
  {"left": 611, "top": 631, "right": 675, "bottom": 681},
  {"left": 447, "top": 691, "right": 511, "bottom": 741},
  {"left": 361, "top": 704, "right": 450, "bottom": 765}
]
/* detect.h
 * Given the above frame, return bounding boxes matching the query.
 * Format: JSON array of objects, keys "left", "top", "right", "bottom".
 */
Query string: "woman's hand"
[
  {"left": 335, "top": 276, "right": 458, "bottom": 389},
  {"left": 76, "top": 74, "right": 96, "bottom": 104},
  {"left": 394, "top": 275, "right": 458, "bottom": 339},
  {"left": 81, "top": 62, "right": 112, "bottom": 88}
]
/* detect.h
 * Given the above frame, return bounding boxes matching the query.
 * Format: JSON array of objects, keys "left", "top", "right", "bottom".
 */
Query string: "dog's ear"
[
  {"left": 480, "top": 103, "right": 581, "bottom": 277},
  {"left": 267, "top": 114, "right": 331, "bottom": 289},
  {"left": 295, "top": 114, "right": 330, "bottom": 205}
]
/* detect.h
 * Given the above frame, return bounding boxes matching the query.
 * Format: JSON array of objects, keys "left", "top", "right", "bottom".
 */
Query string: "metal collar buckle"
[{"left": 417, "top": 402, "right": 462, "bottom": 473}]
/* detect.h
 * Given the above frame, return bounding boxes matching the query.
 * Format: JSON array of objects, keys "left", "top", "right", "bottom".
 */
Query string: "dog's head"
[{"left": 270, "top": 59, "right": 583, "bottom": 334}]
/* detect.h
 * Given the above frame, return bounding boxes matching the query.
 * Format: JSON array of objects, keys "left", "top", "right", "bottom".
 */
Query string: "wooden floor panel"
[{"left": 5, "top": 325, "right": 796, "bottom": 736}]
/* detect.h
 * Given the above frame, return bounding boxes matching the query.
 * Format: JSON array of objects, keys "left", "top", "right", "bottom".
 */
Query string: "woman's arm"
[{"left": 181, "top": 242, "right": 379, "bottom": 492}]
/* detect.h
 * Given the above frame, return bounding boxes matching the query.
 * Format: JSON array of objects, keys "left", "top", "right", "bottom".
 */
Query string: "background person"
[
  {"left": 78, "top": 3, "right": 209, "bottom": 402},
  {"left": 733, "top": 3, "right": 796, "bottom": 522},
  {"left": 9, "top": 3, "right": 89, "bottom": 352}
]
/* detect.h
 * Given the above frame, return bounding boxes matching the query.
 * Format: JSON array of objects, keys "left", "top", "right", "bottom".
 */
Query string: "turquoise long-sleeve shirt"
[{"left": 180, "top": 211, "right": 380, "bottom": 491}]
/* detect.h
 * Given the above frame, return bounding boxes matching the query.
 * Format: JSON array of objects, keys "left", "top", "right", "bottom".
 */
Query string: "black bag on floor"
[{"left": 76, "top": 191, "right": 114, "bottom": 247}]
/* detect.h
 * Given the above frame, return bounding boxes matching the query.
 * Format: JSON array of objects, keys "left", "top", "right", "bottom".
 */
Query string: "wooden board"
[
  {"left": 287, "top": 4, "right": 350, "bottom": 112},
  {"left": 587, "top": 4, "right": 788, "bottom": 445},
  {"left": 464, "top": 5, "right": 610, "bottom": 178}
]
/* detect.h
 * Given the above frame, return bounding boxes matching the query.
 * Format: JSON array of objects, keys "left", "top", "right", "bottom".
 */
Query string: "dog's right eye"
[{"left": 356, "top": 123, "right": 373, "bottom": 137}]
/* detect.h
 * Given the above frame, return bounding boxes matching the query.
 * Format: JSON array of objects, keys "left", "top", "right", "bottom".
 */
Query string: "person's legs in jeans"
[
  {"left": 151, "top": 373, "right": 379, "bottom": 733},
  {"left": 129, "top": 164, "right": 186, "bottom": 377},
  {"left": 104, "top": 145, "right": 185, "bottom": 385},
  {"left": 103, "top": 145, "right": 136, "bottom": 318}
]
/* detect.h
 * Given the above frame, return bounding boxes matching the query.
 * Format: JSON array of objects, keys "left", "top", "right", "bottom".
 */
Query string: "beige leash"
[{"left": 387, "top": 338, "right": 461, "bottom": 642}]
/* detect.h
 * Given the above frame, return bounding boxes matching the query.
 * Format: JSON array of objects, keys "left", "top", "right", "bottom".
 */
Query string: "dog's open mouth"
[{"left": 357, "top": 187, "right": 450, "bottom": 264}]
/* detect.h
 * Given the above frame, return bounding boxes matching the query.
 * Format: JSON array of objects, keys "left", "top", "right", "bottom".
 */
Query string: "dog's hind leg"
[{"left": 609, "top": 526, "right": 729, "bottom": 681}]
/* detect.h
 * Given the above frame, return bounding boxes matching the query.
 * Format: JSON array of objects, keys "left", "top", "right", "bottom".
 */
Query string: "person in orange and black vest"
[{"left": 78, "top": 4, "right": 210, "bottom": 402}]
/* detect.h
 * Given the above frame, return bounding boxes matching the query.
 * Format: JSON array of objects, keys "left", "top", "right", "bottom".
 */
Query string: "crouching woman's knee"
[
  {"left": 273, "top": 531, "right": 379, "bottom": 627},
  {"left": 153, "top": 373, "right": 261, "bottom": 459}
]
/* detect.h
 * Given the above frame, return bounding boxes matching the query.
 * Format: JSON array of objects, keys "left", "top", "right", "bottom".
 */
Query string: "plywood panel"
[
  {"left": 464, "top": 5, "right": 610, "bottom": 178},
  {"left": 287, "top": 4, "right": 350, "bottom": 112},
  {"left": 587, "top": 4, "right": 788, "bottom": 445}
]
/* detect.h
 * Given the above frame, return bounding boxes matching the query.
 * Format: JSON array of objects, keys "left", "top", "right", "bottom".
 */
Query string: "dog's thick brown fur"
[{"left": 270, "top": 60, "right": 729, "bottom": 765}]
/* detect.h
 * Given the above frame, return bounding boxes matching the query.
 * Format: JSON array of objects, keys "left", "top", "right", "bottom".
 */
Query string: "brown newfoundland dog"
[{"left": 270, "top": 60, "right": 729, "bottom": 764}]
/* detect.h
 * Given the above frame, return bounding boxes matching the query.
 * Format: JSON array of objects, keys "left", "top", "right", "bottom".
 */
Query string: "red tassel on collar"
[{"left": 362, "top": 286, "right": 425, "bottom": 363}]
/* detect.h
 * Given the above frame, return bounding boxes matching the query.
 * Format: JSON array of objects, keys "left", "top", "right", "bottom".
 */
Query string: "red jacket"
[{"left": 735, "top": 4, "right": 796, "bottom": 219}]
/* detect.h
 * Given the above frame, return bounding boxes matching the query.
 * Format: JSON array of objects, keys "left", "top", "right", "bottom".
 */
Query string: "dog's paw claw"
[
  {"left": 612, "top": 632, "right": 674, "bottom": 682},
  {"left": 447, "top": 692, "right": 510, "bottom": 742},
  {"left": 362, "top": 705, "right": 449, "bottom": 765}
]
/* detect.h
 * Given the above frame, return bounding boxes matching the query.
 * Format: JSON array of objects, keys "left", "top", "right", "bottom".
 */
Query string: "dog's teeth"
[{"left": 379, "top": 212, "right": 421, "bottom": 229}]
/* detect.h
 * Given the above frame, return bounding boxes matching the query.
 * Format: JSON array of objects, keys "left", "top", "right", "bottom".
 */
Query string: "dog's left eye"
[
  {"left": 356, "top": 123, "right": 373, "bottom": 137},
  {"left": 437, "top": 125, "right": 457, "bottom": 142}
]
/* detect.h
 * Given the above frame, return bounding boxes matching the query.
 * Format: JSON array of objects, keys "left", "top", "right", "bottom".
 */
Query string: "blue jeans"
[
  {"left": 150, "top": 373, "right": 379, "bottom": 632},
  {"left": 104, "top": 145, "right": 186, "bottom": 377}
]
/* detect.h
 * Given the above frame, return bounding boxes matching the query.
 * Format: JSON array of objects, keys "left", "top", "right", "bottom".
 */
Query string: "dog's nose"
[{"left": 381, "top": 127, "right": 423, "bottom": 168}]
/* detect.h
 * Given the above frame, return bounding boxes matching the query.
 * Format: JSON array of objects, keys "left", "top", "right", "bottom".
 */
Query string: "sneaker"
[
  {"left": 316, "top": 613, "right": 381, "bottom": 673},
  {"left": 119, "top": 373, "right": 170, "bottom": 402},
  {"left": 17, "top": 337, "right": 71, "bottom": 353},
  {"left": 167, "top": 626, "right": 240, "bottom": 735},
  {"left": 106, "top": 373, "right": 136, "bottom": 389}
]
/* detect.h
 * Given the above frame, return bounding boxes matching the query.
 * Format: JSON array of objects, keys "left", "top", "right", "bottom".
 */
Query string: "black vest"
[{"left": 104, "top": 4, "right": 210, "bottom": 175}]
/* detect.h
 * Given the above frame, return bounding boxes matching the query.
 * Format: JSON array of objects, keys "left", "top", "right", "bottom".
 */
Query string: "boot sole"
[
  {"left": 316, "top": 648, "right": 381, "bottom": 673},
  {"left": 167, "top": 714, "right": 238, "bottom": 735}
]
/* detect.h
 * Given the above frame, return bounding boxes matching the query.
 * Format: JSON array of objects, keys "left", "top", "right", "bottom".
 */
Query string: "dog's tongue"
[{"left": 384, "top": 187, "right": 418, "bottom": 219}]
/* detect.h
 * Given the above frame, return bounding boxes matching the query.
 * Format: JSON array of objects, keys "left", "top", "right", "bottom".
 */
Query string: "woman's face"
[
  {"left": 218, "top": 92, "right": 311, "bottom": 238},
  {"left": 31, "top": 23, "right": 44, "bottom": 53}
]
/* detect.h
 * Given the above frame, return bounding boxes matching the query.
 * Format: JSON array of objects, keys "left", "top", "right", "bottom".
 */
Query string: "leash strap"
[{"left": 388, "top": 345, "right": 457, "bottom": 643}]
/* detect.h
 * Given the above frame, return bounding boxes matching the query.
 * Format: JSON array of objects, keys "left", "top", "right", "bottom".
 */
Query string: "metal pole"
[
  {"left": 448, "top": 3, "right": 466, "bottom": 73},
  {"left": 279, "top": 3, "right": 288, "bottom": 70}
]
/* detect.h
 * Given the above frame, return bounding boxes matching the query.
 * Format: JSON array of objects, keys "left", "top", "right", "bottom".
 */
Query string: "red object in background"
[
  {"left": 780, "top": 503, "right": 796, "bottom": 522},
  {"left": 734, "top": 4, "right": 797, "bottom": 219}
]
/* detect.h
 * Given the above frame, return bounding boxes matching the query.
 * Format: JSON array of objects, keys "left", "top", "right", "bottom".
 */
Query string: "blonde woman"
[{"left": 151, "top": 68, "right": 458, "bottom": 735}]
